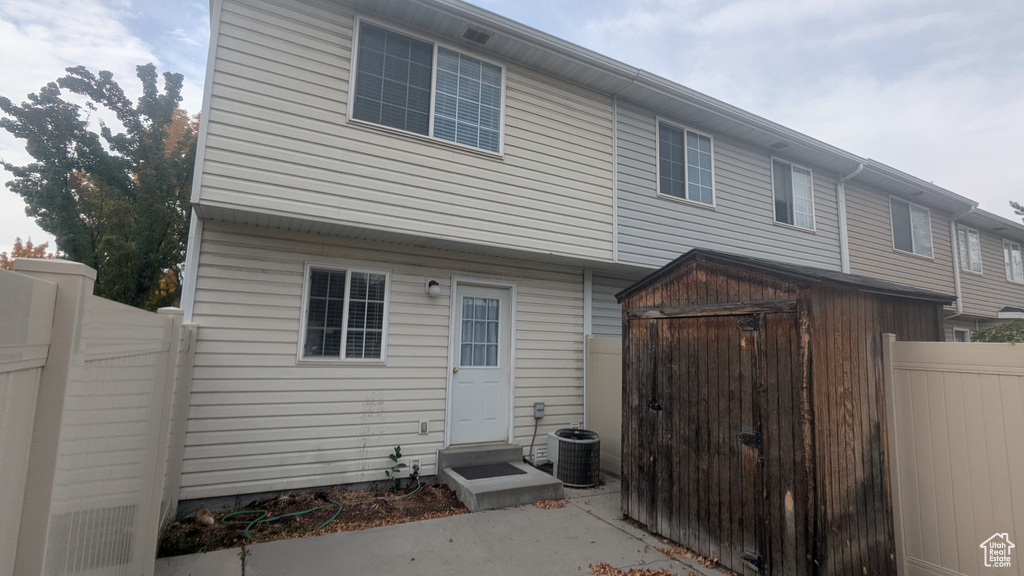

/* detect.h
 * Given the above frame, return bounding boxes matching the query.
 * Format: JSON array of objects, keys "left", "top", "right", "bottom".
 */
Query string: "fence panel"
[
  {"left": 586, "top": 336, "right": 622, "bottom": 474},
  {"left": 5, "top": 260, "right": 188, "bottom": 576},
  {"left": 884, "top": 336, "right": 1024, "bottom": 576},
  {"left": 0, "top": 269, "right": 57, "bottom": 576}
]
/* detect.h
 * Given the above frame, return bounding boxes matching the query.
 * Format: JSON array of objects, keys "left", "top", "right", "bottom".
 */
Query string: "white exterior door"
[{"left": 448, "top": 283, "right": 512, "bottom": 445}]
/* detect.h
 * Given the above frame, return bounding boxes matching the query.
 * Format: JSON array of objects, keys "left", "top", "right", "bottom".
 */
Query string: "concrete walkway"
[{"left": 155, "top": 476, "right": 724, "bottom": 576}]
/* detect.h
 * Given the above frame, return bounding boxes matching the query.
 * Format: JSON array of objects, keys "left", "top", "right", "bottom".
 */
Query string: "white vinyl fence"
[
  {"left": 883, "top": 335, "right": 1024, "bottom": 576},
  {"left": 1, "top": 259, "right": 195, "bottom": 576}
]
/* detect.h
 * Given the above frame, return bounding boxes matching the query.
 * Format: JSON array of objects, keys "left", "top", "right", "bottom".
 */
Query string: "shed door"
[{"left": 629, "top": 311, "right": 806, "bottom": 576}]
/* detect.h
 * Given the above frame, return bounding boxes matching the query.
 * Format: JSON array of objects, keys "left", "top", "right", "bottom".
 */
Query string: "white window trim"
[
  {"left": 1003, "top": 239, "right": 1024, "bottom": 284},
  {"left": 952, "top": 327, "right": 971, "bottom": 342},
  {"left": 889, "top": 196, "right": 934, "bottom": 259},
  {"left": 297, "top": 261, "right": 392, "bottom": 364},
  {"left": 770, "top": 156, "right": 816, "bottom": 232},
  {"left": 347, "top": 15, "right": 507, "bottom": 157},
  {"left": 655, "top": 117, "right": 716, "bottom": 209},
  {"left": 957, "top": 225, "right": 983, "bottom": 274}
]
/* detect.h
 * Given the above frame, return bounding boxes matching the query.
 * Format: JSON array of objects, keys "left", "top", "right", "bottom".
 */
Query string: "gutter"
[{"left": 836, "top": 164, "right": 863, "bottom": 274}]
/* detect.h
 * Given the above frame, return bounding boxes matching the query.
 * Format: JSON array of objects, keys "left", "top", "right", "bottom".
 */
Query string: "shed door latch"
[
  {"left": 742, "top": 552, "right": 766, "bottom": 574},
  {"left": 738, "top": 315, "right": 760, "bottom": 331},
  {"left": 739, "top": 430, "right": 763, "bottom": 452},
  {"left": 647, "top": 399, "right": 663, "bottom": 411}
]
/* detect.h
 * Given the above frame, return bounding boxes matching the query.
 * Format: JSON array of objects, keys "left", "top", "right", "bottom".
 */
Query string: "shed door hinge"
[
  {"left": 738, "top": 315, "right": 760, "bottom": 331},
  {"left": 742, "top": 552, "right": 766, "bottom": 574},
  {"left": 739, "top": 430, "right": 763, "bottom": 452}
]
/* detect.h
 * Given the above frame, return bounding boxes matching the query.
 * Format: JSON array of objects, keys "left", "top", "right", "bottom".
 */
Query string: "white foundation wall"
[{"left": 181, "top": 222, "right": 584, "bottom": 499}]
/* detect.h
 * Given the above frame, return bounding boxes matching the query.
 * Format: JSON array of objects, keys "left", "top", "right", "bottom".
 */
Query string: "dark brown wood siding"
[{"left": 621, "top": 253, "right": 946, "bottom": 576}]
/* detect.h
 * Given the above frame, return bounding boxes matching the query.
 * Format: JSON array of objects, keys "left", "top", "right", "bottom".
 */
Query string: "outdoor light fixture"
[{"left": 426, "top": 279, "right": 441, "bottom": 297}]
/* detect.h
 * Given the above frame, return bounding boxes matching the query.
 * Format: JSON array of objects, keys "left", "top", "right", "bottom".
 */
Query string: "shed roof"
[{"left": 616, "top": 249, "right": 956, "bottom": 304}]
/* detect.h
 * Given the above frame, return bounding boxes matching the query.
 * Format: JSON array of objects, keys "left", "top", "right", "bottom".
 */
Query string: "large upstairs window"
[
  {"left": 772, "top": 159, "right": 814, "bottom": 230},
  {"left": 658, "top": 121, "right": 714, "bottom": 206},
  {"left": 957, "top": 226, "right": 983, "bottom": 273},
  {"left": 1004, "top": 240, "right": 1023, "bottom": 284},
  {"left": 890, "top": 197, "right": 933, "bottom": 257},
  {"left": 351, "top": 21, "right": 504, "bottom": 153}
]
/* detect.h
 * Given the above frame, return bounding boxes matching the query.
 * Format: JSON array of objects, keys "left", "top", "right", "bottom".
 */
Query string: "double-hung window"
[
  {"left": 772, "top": 159, "right": 814, "bottom": 229},
  {"left": 300, "top": 265, "right": 389, "bottom": 361},
  {"left": 957, "top": 226, "right": 983, "bottom": 273},
  {"left": 351, "top": 21, "right": 504, "bottom": 153},
  {"left": 890, "top": 197, "right": 933, "bottom": 257},
  {"left": 658, "top": 121, "right": 714, "bottom": 205},
  {"left": 1004, "top": 240, "right": 1023, "bottom": 284}
]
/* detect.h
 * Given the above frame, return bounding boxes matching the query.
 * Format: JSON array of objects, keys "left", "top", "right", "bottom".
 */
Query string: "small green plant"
[{"left": 384, "top": 446, "right": 407, "bottom": 492}]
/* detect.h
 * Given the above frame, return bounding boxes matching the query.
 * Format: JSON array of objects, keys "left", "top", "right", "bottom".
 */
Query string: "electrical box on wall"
[
  {"left": 418, "top": 420, "right": 429, "bottom": 435},
  {"left": 533, "top": 402, "right": 545, "bottom": 419}
]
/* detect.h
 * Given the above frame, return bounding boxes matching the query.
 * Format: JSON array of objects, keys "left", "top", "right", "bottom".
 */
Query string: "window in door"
[{"left": 460, "top": 296, "right": 499, "bottom": 367}]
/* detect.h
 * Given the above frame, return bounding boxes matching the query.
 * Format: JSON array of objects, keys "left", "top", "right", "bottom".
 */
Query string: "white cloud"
[{"left": 0, "top": 0, "right": 170, "bottom": 254}]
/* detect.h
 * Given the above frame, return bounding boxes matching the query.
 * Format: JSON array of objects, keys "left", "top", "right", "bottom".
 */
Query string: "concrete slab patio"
[{"left": 155, "top": 476, "right": 726, "bottom": 576}]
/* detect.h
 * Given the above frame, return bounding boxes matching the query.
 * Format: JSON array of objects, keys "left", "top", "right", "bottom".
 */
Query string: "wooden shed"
[{"left": 616, "top": 249, "right": 952, "bottom": 576}]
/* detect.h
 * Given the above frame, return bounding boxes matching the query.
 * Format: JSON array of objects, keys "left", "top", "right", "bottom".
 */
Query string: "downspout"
[
  {"left": 947, "top": 205, "right": 977, "bottom": 320},
  {"left": 582, "top": 269, "right": 593, "bottom": 429},
  {"left": 836, "top": 163, "right": 863, "bottom": 274},
  {"left": 609, "top": 70, "right": 640, "bottom": 264}
]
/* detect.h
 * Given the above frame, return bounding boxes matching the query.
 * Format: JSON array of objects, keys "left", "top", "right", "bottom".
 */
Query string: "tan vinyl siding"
[
  {"left": 199, "top": 0, "right": 613, "bottom": 263},
  {"left": 181, "top": 222, "right": 583, "bottom": 498},
  {"left": 959, "top": 229, "right": 1024, "bottom": 317},
  {"left": 615, "top": 101, "right": 842, "bottom": 270},
  {"left": 846, "top": 183, "right": 956, "bottom": 297}
]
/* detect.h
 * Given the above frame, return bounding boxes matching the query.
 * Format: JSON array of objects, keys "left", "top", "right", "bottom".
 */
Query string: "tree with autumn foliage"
[
  {"left": 0, "top": 64, "right": 196, "bottom": 309},
  {"left": 0, "top": 237, "right": 60, "bottom": 270}
]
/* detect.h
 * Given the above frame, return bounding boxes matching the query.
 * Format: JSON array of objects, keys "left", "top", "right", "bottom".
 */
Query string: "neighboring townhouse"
[
  {"left": 181, "top": 0, "right": 1009, "bottom": 505},
  {"left": 947, "top": 210, "right": 1024, "bottom": 340},
  {"left": 843, "top": 160, "right": 974, "bottom": 321}
]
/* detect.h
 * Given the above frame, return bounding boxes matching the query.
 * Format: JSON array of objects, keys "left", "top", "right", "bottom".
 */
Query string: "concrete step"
[
  {"left": 441, "top": 461, "right": 563, "bottom": 512},
  {"left": 437, "top": 442, "right": 523, "bottom": 470}
]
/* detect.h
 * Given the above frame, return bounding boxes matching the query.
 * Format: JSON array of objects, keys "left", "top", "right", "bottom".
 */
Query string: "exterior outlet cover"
[
  {"left": 419, "top": 420, "right": 428, "bottom": 435},
  {"left": 533, "top": 402, "right": 545, "bottom": 418}
]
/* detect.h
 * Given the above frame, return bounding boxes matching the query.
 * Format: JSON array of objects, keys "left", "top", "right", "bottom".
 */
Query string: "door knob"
[
  {"left": 453, "top": 366, "right": 459, "bottom": 373},
  {"left": 648, "top": 399, "right": 663, "bottom": 411}
]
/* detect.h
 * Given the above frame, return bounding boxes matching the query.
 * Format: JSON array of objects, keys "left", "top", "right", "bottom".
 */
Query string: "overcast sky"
[{"left": 2, "top": 0, "right": 1022, "bottom": 255}]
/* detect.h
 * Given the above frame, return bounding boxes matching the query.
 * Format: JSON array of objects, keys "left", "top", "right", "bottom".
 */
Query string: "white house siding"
[
  {"left": 958, "top": 228, "right": 1024, "bottom": 318},
  {"left": 180, "top": 223, "right": 583, "bottom": 499},
  {"left": 615, "top": 101, "right": 843, "bottom": 271},
  {"left": 845, "top": 183, "right": 956, "bottom": 297},
  {"left": 591, "top": 272, "right": 642, "bottom": 338},
  {"left": 197, "top": 0, "right": 614, "bottom": 263}
]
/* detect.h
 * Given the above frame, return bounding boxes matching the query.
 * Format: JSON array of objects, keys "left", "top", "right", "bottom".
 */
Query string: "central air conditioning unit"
[{"left": 547, "top": 428, "right": 601, "bottom": 488}]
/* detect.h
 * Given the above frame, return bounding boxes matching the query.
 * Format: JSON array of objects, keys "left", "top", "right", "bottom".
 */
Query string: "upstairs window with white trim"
[
  {"left": 772, "top": 159, "right": 815, "bottom": 229},
  {"left": 957, "top": 226, "right": 983, "bottom": 273},
  {"left": 658, "top": 121, "right": 714, "bottom": 205},
  {"left": 301, "top": 266, "right": 389, "bottom": 361},
  {"left": 351, "top": 21, "right": 504, "bottom": 153},
  {"left": 1004, "top": 240, "right": 1023, "bottom": 284},
  {"left": 890, "top": 197, "right": 933, "bottom": 257}
]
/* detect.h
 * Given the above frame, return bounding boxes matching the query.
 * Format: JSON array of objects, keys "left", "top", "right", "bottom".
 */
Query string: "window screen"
[
  {"left": 353, "top": 23, "right": 433, "bottom": 135},
  {"left": 434, "top": 48, "right": 502, "bottom": 152}
]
